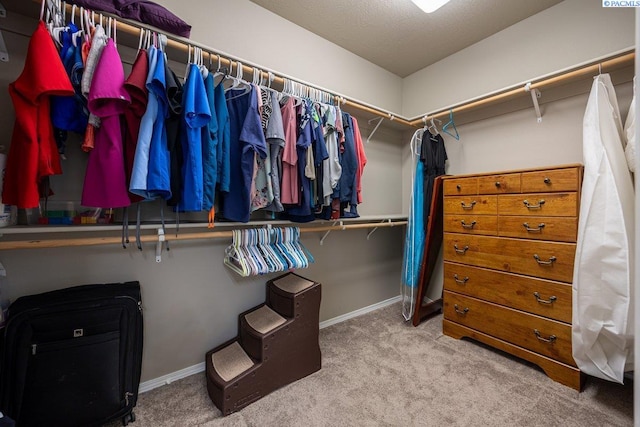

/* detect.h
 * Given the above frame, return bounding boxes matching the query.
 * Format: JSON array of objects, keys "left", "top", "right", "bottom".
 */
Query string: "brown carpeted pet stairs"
[{"left": 205, "top": 272, "right": 321, "bottom": 415}]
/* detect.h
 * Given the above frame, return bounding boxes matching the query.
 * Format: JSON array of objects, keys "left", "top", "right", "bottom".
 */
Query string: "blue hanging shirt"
[
  {"left": 202, "top": 73, "right": 218, "bottom": 211},
  {"left": 336, "top": 112, "right": 358, "bottom": 203},
  {"left": 176, "top": 64, "right": 211, "bottom": 212},
  {"left": 214, "top": 82, "right": 231, "bottom": 193},
  {"left": 219, "top": 87, "right": 267, "bottom": 222},
  {"left": 129, "top": 46, "right": 158, "bottom": 200},
  {"left": 146, "top": 50, "right": 171, "bottom": 199},
  {"left": 51, "top": 22, "right": 88, "bottom": 135}
]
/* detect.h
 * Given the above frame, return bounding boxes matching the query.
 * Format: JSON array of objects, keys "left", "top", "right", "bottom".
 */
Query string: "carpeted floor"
[{"left": 111, "top": 303, "right": 633, "bottom": 426}]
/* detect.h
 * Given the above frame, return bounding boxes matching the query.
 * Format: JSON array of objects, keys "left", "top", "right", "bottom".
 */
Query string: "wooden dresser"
[{"left": 441, "top": 164, "right": 584, "bottom": 390}]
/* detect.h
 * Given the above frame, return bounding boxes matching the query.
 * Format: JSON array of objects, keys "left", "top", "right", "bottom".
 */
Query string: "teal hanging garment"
[{"left": 401, "top": 129, "right": 425, "bottom": 321}]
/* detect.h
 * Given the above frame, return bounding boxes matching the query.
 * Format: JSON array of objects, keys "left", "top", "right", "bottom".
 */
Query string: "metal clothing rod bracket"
[
  {"left": 524, "top": 82, "right": 542, "bottom": 123},
  {"left": 320, "top": 221, "right": 343, "bottom": 246},
  {"left": 367, "top": 117, "right": 384, "bottom": 143},
  {"left": 367, "top": 219, "right": 392, "bottom": 240},
  {"left": 155, "top": 228, "right": 165, "bottom": 263}
]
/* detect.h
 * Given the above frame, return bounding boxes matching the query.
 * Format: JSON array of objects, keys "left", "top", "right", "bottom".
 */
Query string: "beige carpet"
[{"left": 110, "top": 303, "right": 633, "bottom": 426}]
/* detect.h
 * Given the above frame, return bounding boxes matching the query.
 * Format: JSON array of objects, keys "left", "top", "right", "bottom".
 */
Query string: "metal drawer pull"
[
  {"left": 544, "top": 177, "right": 552, "bottom": 184},
  {"left": 460, "top": 201, "right": 476, "bottom": 210},
  {"left": 454, "top": 274, "right": 469, "bottom": 285},
  {"left": 534, "top": 329, "right": 557, "bottom": 343},
  {"left": 523, "top": 199, "right": 545, "bottom": 209},
  {"left": 461, "top": 220, "right": 477, "bottom": 229},
  {"left": 454, "top": 304, "right": 469, "bottom": 315},
  {"left": 454, "top": 245, "right": 469, "bottom": 254},
  {"left": 456, "top": 184, "right": 461, "bottom": 190},
  {"left": 533, "top": 254, "right": 557, "bottom": 265},
  {"left": 523, "top": 222, "right": 545, "bottom": 232},
  {"left": 533, "top": 292, "right": 557, "bottom": 305},
  {"left": 495, "top": 181, "right": 501, "bottom": 187}
]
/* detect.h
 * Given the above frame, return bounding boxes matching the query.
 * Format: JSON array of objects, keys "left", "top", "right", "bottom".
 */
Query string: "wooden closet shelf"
[{"left": 0, "top": 218, "right": 407, "bottom": 250}]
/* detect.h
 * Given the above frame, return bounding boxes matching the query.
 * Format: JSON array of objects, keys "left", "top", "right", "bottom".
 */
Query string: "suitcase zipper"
[
  {"left": 125, "top": 392, "right": 133, "bottom": 406},
  {"left": 32, "top": 344, "right": 36, "bottom": 355}
]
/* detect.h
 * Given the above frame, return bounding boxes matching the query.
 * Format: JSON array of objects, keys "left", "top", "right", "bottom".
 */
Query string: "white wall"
[
  {"left": 402, "top": 0, "right": 634, "bottom": 118},
  {"left": 153, "top": 0, "right": 403, "bottom": 114}
]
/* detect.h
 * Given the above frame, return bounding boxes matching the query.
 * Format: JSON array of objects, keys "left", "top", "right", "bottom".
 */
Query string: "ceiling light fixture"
[{"left": 411, "top": 0, "right": 451, "bottom": 13}]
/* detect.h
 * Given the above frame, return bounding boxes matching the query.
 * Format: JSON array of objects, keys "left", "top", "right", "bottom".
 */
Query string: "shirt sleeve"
[{"left": 240, "top": 87, "right": 267, "bottom": 159}]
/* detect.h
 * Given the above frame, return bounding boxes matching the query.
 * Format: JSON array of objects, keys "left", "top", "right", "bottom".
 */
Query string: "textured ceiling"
[{"left": 249, "top": 0, "right": 563, "bottom": 77}]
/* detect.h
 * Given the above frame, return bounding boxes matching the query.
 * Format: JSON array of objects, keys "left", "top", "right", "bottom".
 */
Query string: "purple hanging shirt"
[{"left": 82, "top": 39, "right": 131, "bottom": 208}]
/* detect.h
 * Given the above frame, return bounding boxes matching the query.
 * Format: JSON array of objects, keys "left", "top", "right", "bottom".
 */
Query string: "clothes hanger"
[
  {"left": 442, "top": 109, "right": 460, "bottom": 140},
  {"left": 184, "top": 45, "right": 192, "bottom": 83},
  {"left": 68, "top": 4, "right": 83, "bottom": 47},
  {"left": 288, "top": 227, "right": 312, "bottom": 268},
  {"left": 136, "top": 28, "right": 144, "bottom": 53},
  {"left": 226, "top": 230, "right": 251, "bottom": 277},
  {"left": 428, "top": 116, "right": 441, "bottom": 136},
  {"left": 272, "top": 228, "right": 292, "bottom": 270},
  {"left": 265, "top": 228, "right": 286, "bottom": 273},
  {"left": 254, "top": 229, "right": 272, "bottom": 273},
  {"left": 284, "top": 227, "right": 305, "bottom": 269},
  {"left": 268, "top": 228, "right": 289, "bottom": 272},
  {"left": 248, "top": 229, "right": 267, "bottom": 275},
  {"left": 213, "top": 55, "right": 229, "bottom": 83},
  {"left": 248, "top": 229, "right": 269, "bottom": 275},
  {"left": 224, "top": 61, "right": 252, "bottom": 99},
  {"left": 199, "top": 48, "right": 209, "bottom": 79},
  {"left": 229, "top": 61, "right": 250, "bottom": 91},
  {"left": 232, "top": 229, "right": 253, "bottom": 276},
  {"left": 109, "top": 17, "right": 117, "bottom": 45},
  {"left": 47, "top": 0, "right": 68, "bottom": 46}
]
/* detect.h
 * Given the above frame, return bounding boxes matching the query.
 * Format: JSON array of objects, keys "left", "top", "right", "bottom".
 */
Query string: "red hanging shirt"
[{"left": 3, "top": 21, "right": 74, "bottom": 208}]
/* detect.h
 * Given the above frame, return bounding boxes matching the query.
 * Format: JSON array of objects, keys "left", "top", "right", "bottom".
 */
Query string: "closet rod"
[
  {"left": 48, "top": 1, "right": 415, "bottom": 129},
  {"left": 0, "top": 220, "right": 407, "bottom": 251},
  {"left": 411, "top": 51, "right": 635, "bottom": 126}
]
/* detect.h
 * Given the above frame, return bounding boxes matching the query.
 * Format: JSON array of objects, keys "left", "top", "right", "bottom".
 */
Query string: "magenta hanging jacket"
[
  {"left": 66, "top": 0, "right": 191, "bottom": 37},
  {"left": 81, "top": 39, "right": 131, "bottom": 208}
]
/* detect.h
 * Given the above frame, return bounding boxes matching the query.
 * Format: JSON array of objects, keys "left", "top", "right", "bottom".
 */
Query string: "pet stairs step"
[
  {"left": 241, "top": 304, "right": 289, "bottom": 360},
  {"left": 267, "top": 272, "right": 320, "bottom": 318},
  {"left": 271, "top": 272, "right": 316, "bottom": 294},
  {"left": 210, "top": 341, "right": 255, "bottom": 383},
  {"left": 244, "top": 305, "right": 286, "bottom": 335}
]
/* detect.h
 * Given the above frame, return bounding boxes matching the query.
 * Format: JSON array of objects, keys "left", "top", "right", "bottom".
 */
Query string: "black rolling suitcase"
[{"left": 0, "top": 281, "right": 143, "bottom": 427}]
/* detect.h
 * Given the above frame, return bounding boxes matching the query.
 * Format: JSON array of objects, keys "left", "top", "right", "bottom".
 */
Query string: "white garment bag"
[
  {"left": 573, "top": 74, "right": 635, "bottom": 383},
  {"left": 623, "top": 77, "right": 636, "bottom": 173}
]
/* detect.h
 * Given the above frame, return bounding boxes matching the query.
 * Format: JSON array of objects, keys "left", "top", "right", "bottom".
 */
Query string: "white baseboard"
[
  {"left": 318, "top": 295, "right": 401, "bottom": 329},
  {"left": 138, "top": 294, "right": 401, "bottom": 394},
  {"left": 139, "top": 362, "right": 205, "bottom": 394}
]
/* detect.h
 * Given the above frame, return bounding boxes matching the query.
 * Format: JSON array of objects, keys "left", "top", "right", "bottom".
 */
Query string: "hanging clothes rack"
[
  {"left": 412, "top": 50, "right": 635, "bottom": 126},
  {"left": 40, "top": 1, "right": 414, "bottom": 128},
  {"left": 20, "top": 2, "right": 638, "bottom": 131},
  {"left": 0, "top": 219, "right": 407, "bottom": 251}
]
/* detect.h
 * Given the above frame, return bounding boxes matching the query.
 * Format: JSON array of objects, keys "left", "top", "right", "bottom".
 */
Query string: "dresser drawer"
[
  {"left": 521, "top": 167, "right": 580, "bottom": 193},
  {"left": 443, "top": 291, "right": 575, "bottom": 366},
  {"left": 443, "top": 177, "right": 477, "bottom": 196},
  {"left": 478, "top": 173, "right": 521, "bottom": 194},
  {"left": 443, "top": 215, "right": 497, "bottom": 236},
  {"left": 443, "top": 262, "right": 572, "bottom": 323},
  {"left": 443, "top": 233, "right": 576, "bottom": 282},
  {"left": 444, "top": 196, "right": 497, "bottom": 215},
  {"left": 498, "top": 216, "right": 578, "bottom": 242},
  {"left": 498, "top": 193, "right": 578, "bottom": 217}
]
